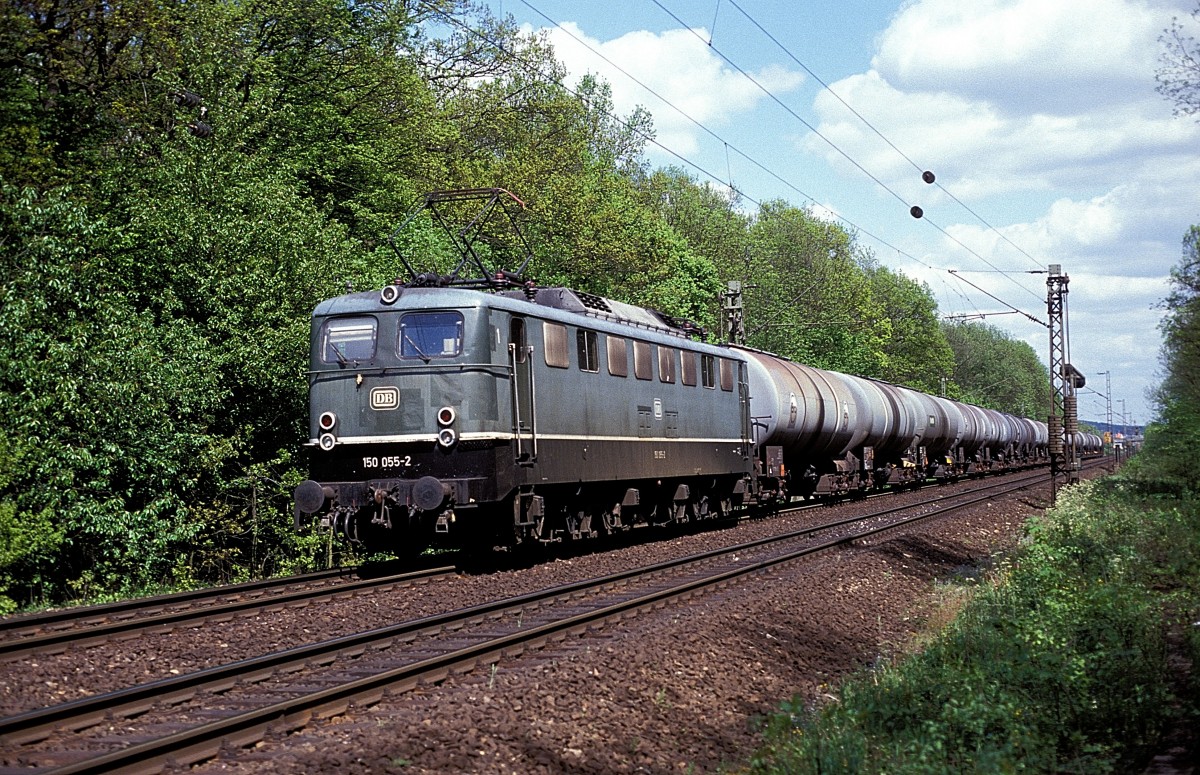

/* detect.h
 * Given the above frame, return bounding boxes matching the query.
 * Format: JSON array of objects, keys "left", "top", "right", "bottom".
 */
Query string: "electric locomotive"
[{"left": 292, "top": 282, "right": 755, "bottom": 553}]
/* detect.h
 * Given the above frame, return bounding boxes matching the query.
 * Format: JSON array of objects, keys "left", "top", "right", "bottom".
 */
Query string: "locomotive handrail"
[
  {"left": 528, "top": 345, "right": 538, "bottom": 461},
  {"left": 572, "top": 307, "right": 691, "bottom": 339},
  {"left": 304, "top": 363, "right": 512, "bottom": 378},
  {"left": 508, "top": 343, "right": 537, "bottom": 464}
]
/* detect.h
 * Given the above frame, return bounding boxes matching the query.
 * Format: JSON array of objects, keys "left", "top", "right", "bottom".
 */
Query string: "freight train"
[{"left": 292, "top": 259, "right": 1099, "bottom": 556}]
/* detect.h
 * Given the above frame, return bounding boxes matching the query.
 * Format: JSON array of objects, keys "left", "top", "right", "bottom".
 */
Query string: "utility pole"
[
  {"left": 722, "top": 281, "right": 746, "bottom": 345},
  {"left": 1118, "top": 398, "right": 1127, "bottom": 463},
  {"left": 1096, "top": 370, "right": 1112, "bottom": 457},
  {"left": 1047, "top": 264, "right": 1080, "bottom": 503}
]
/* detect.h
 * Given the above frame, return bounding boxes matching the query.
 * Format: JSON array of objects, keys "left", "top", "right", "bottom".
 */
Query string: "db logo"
[{"left": 370, "top": 386, "right": 399, "bottom": 410}]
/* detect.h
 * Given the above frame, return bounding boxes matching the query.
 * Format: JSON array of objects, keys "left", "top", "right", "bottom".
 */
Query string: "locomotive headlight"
[
  {"left": 319, "top": 433, "right": 337, "bottom": 451},
  {"left": 319, "top": 411, "right": 338, "bottom": 431},
  {"left": 437, "top": 428, "right": 457, "bottom": 448},
  {"left": 437, "top": 406, "right": 456, "bottom": 426}
]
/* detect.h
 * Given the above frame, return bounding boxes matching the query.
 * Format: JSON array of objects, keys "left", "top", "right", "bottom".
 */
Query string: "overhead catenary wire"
[
  {"left": 948, "top": 270, "right": 1046, "bottom": 327},
  {"left": 723, "top": 0, "right": 1047, "bottom": 273},
  {"left": 645, "top": 0, "right": 1045, "bottom": 307},
  {"left": 469, "top": 0, "right": 1046, "bottom": 324},
  {"left": 511, "top": 0, "right": 1033, "bottom": 319},
  {"left": 509, "top": 0, "right": 939, "bottom": 273}
]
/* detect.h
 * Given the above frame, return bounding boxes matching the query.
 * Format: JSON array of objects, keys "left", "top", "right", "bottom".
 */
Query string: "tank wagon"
[
  {"left": 738, "top": 349, "right": 1049, "bottom": 498},
  {"left": 293, "top": 280, "right": 1051, "bottom": 555}
]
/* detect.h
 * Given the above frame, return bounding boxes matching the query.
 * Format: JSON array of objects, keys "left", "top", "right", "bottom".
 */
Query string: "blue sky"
[{"left": 483, "top": 0, "right": 1200, "bottom": 428}]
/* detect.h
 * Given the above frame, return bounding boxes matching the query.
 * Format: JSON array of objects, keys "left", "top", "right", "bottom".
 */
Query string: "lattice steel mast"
[{"left": 1046, "top": 264, "right": 1081, "bottom": 502}]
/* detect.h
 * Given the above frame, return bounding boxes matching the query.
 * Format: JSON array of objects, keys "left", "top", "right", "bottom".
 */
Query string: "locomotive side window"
[
  {"left": 701, "top": 354, "right": 716, "bottom": 389},
  {"left": 399, "top": 311, "right": 463, "bottom": 359},
  {"left": 633, "top": 341, "right": 653, "bottom": 380},
  {"left": 322, "top": 316, "right": 377, "bottom": 364},
  {"left": 681, "top": 351, "right": 697, "bottom": 386},
  {"left": 607, "top": 336, "right": 628, "bottom": 377},
  {"left": 658, "top": 346, "right": 676, "bottom": 383},
  {"left": 719, "top": 358, "right": 735, "bottom": 392},
  {"left": 544, "top": 322, "right": 569, "bottom": 368},
  {"left": 577, "top": 329, "right": 599, "bottom": 373}
]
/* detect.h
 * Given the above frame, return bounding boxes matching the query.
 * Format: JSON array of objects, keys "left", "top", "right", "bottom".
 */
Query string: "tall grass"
[{"left": 747, "top": 479, "right": 1200, "bottom": 774}]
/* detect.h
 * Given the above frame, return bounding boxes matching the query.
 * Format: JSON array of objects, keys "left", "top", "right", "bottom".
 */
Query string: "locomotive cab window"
[
  {"left": 607, "top": 336, "right": 628, "bottom": 377},
  {"left": 399, "top": 311, "right": 463, "bottom": 359},
  {"left": 701, "top": 354, "right": 716, "bottom": 389},
  {"left": 322, "top": 316, "right": 377, "bottom": 364},
  {"left": 577, "top": 329, "right": 599, "bottom": 373},
  {"left": 544, "top": 322, "right": 569, "bottom": 368}
]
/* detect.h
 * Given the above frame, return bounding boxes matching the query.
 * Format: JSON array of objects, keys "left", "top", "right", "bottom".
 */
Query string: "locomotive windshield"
[
  {"left": 399, "top": 311, "right": 464, "bottom": 359},
  {"left": 321, "top": 316, "right": 377, "bottom": 364}
]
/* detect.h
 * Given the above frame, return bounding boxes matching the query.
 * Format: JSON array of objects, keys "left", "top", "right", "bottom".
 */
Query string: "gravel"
[{"left": 191, "top": 475, "right": 1047, "bottom": 774}]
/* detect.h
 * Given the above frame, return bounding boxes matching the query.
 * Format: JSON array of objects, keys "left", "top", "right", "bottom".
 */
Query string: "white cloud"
[
  {"left": 808, "top": 70, "right": 1200, "bottom": 204},
  {"left": 535, "top": 22, "right": 805, "bottom": 155},
  {"left": 873, "top": 0, "right": 1177, "bottom": 115}
]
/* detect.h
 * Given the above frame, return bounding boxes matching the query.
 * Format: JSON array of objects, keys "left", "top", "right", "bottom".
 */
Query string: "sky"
[{"left": 482, "top": 0, "right": 1200, "bottom": 429}]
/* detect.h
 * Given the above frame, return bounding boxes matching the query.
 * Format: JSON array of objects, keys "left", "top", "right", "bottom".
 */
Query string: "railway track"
[
  {"left": 0, "top": 465, "right": 1068, "bottom": 774},
  {"left": 0, "top": 563, "right": 457, "bottom": 662}
]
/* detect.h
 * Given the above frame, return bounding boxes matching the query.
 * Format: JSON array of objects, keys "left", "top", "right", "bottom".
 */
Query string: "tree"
[
  {"left": 864, "top": 264, "right": 956, "bottom": 393},
  {"left": 940, "top": 321, "right": 1051, "bottom": 418},
  {"left": 740, "top": 201, "right": 889, "bottom": 376},
  {"left": 0, "top": 186, "right": 221, "bottom": 601},
  {"left": 1157, "top": 3, "right": 1200, "bottom": 119},
  {"left": 1125, "top": 226, "right": 1200, "bottom": 493}
]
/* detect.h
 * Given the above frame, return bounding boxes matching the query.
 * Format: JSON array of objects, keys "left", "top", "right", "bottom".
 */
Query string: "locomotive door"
[{"left": 508, "top": 317, "right": 537, "bottom": 463}]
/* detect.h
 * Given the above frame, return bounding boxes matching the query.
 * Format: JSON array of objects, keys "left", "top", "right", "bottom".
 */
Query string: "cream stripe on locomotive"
[{"left": 308, "top": 433, "right": 746, "bottom": 445}]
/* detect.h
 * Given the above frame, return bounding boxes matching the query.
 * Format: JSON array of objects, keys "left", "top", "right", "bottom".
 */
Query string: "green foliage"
[
  {"left": 0, "top": 0, "right": 725, "bottom": 603},
  {"left": 750, "top": 481, "right": 1187, "bottom": 774},
  {"left": 0, "top": 437, "right": 64, "bottom": 613},
  {"left": 942, "top": 319, "right": 1051, "bottom": 417},
  {"left": 0, "top": 186, "right": 218, "bottom": 601},
  {"left": 1, "top": 0, "right": 1052, "bottom": 607},
  {"left": 1125, "top": 225, "right": 1200, "bottom": 496},
  {"left": 635, "top": 173, "right": 972, "bottom": 392},
  {"left": 864, "top": 263, "right": 956, "bottom": 393},
  {"left": 740, "top": 200, "right": 888, "bottom": 376}
]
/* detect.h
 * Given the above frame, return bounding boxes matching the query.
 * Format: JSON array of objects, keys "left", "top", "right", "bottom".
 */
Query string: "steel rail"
[
  {"left": 3, "top": 468, "right": 1064, "bottom": 773},
  {"left": 2, "top": 464, "right": 1067, "bottom": 743},
  {"left": 0, "top": 565, "right": 456, "bottom": 661},
  {"left": 0, "top": 567, "right": 354, "bottom": 636}
]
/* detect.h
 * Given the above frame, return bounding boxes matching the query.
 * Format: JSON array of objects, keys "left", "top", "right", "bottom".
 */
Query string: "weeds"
[{"left": 748, "top": 479, "right": 1199, "bottom": 774}]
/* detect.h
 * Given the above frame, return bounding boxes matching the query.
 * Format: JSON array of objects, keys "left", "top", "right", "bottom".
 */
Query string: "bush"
[{"left": 748, "top": 480, "right": 1194, "bottom": 774}]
